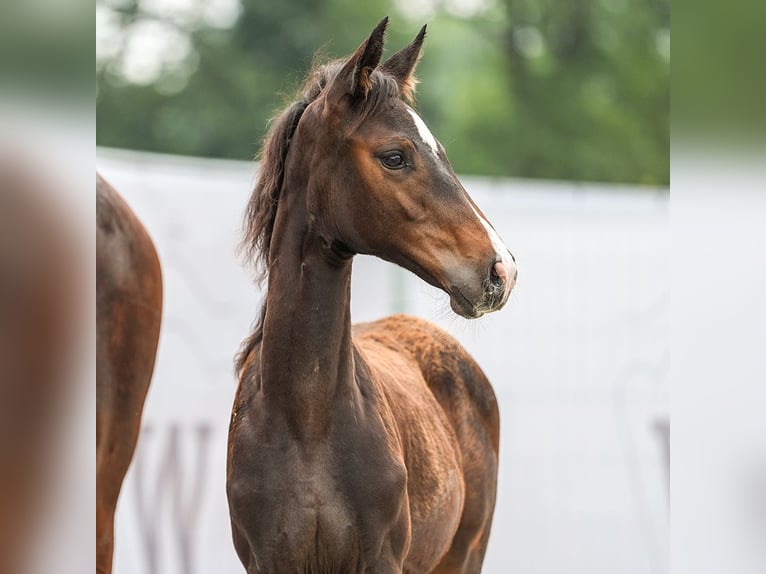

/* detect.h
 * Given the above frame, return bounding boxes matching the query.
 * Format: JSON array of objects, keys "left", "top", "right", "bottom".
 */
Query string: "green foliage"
[
  {"left": 2, "top": 0, "right": 92, "bottom": 98},
  {"left": 96, "top": 0, "right": 668, "bottom": 184}
]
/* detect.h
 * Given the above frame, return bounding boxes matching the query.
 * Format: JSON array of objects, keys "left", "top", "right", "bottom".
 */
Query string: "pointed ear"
[
  {"left": 327, "top": 17, "right": 388, "bottom": 102},
  {"left": 380, "top": 24, "right": 426, "bottom": 101}
]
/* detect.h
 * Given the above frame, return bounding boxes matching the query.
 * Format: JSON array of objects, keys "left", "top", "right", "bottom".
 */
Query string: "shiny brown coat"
[{"left": 228, "top": 19, "right": 514, "bottom": 574}]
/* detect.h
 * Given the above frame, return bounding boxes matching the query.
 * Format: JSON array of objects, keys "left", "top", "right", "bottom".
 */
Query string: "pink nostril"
[
  {"left": 492, "top": 261, "right": 508, "bottom": 282},
  {"left": 491, "top": 260, "right": 516, "bottom": 297}
]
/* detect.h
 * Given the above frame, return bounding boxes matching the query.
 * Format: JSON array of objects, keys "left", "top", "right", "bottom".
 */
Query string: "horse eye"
[{"left": 380, "top": 152, "right": 406, "bottom": 170}]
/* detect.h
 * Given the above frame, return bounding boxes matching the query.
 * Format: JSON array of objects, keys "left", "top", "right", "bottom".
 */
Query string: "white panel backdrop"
[{"left": 97, "top": 148, "right": 669, "bottom": 574}]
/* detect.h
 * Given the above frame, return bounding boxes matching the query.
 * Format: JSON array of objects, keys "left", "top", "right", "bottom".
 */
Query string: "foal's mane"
[
  {"left": 240, "top": 60, "right": 402, "bottom": 281},
  {"left": 240, "top": 61, "right": 331, "bottom": 282},
  {"left": 236, "top": 59, "right": 402, "bottom": 375}
]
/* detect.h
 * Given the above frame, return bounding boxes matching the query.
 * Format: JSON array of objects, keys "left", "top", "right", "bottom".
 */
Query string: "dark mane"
[{"left": 235, "top": 59, "right": 401, "bottom": 375}]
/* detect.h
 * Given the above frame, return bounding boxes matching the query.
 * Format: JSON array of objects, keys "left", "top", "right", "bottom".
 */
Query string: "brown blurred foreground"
[{"left": 0, "top": 152, "right": 83, "bottom": 574}]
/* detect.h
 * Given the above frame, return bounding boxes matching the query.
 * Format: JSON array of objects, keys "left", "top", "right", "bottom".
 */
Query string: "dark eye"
[{"left": 380, "top": 151, "right": 406, "bottom": 170}]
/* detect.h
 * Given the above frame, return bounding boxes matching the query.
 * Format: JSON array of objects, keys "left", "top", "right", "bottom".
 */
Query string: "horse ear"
[
  {"left": 328, "top": 17, "right": 388, "bottom": 102},
  {"left": 380, "top": 25, "right": 426, "bottom": 101}
]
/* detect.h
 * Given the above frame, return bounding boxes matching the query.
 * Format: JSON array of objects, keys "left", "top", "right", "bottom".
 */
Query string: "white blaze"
[
  {"left": 406, "top": 108, "right": 439, "bottom": 155},
  {"left": 469, "top": 202, "right": 517, "bottom": 292},
  {"left": 406, "top": 104, "right": 517, "bottom": 293}
]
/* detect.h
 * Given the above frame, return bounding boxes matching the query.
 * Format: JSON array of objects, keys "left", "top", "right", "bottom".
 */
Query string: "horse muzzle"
[{"left": 447, "top": 257, "right": 517, "bottom": 319}]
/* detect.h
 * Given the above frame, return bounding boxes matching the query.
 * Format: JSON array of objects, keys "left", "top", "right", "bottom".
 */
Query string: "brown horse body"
[
  {"left": 228, "top": 19, "right": 516, "bottom": 573},
  {"left": 96, "top": 174, "right": 163, "bottom": 574}
]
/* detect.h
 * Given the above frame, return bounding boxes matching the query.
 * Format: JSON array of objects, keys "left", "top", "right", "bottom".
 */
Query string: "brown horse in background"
[
  {"left": 228, "top": 19, "right": 517, "bottom": 574},
  {"left": 0, "top": 157, "right": 80, "bottom": 574},
  {"left": 96, "top": 174, "right": 163, "bottom": 574}
]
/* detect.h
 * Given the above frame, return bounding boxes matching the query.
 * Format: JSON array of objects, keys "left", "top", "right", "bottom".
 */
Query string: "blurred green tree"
[{"left": 96, "top": 0, "right": 668, "bottom": 184}]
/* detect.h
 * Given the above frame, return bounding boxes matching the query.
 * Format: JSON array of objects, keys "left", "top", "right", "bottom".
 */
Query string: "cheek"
[
  {"left": 346, "top": 148, "right": 432, "bottom": 245},
  {"left": 358, "top": 174, "right": 428, "bottom": 240},
  {"left": 359, "top": 157, "right": 427, "bottom": 219}
]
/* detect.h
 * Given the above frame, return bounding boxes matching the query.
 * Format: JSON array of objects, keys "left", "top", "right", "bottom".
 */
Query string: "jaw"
[
  {"left": 448, "top": 287, "right": 484, "bottom": 319},
  {"left": 447, "top": 284, "right": 512, "bottom": 319},
  {"left": 383, "top": 254, "right": 485, "bottom": 319},
  {"left": 377, "top": 250, "right": 511, "bottom": 319}
]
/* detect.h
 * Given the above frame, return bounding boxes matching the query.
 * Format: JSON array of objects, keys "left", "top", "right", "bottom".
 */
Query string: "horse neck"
[{"left": 258, "top": 178, "right": 355, "bottom": 435}]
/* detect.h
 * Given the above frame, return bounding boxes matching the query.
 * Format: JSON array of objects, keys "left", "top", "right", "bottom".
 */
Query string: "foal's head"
[{"left": 247, "top": 18, "right": 517, "bottom": 318}]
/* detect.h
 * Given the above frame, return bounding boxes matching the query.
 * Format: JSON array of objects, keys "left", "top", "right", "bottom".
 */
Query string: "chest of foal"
[{"left": 227, "top": 384, "right": 412, "bottom": 573}]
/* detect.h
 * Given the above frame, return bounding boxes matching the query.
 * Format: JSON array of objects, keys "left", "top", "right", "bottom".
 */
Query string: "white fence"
[{"left": 97, "top": 148, "right": 669, "bottom": 574}]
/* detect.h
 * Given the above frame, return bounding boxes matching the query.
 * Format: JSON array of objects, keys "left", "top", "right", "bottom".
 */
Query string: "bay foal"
[{"left": 228, "top": 19, "right": 517, "bottom": 574}]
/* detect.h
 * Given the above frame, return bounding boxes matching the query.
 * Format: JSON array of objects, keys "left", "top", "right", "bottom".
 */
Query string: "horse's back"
[
  {"left": 353, "top": 314, "right": 499, "bottom": 573},
  {"left": 353, "top": 314, "right": 499, "bottom": 450}
]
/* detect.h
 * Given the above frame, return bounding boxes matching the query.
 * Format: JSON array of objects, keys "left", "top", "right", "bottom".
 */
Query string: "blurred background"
[
  {"left": 97, "top": 0, "right": 669, "bottom": 184},
  {"left": 96, "top": 1, "right": 669, "bottom": 573}
]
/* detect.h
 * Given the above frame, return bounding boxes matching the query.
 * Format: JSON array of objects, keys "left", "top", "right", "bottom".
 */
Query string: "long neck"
[{"left": 258, "top": 178, "right": 355, "bottom": 437}]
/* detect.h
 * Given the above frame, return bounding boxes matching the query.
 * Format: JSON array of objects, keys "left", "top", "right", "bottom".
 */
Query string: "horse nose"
[
  {"left": 490, "top": 260, "right": 506, "bottom": 286},
  {"left": 489, "top": 259, "right": 517, "bottom": 298}
]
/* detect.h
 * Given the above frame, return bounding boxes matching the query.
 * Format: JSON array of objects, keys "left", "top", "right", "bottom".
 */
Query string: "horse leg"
[
  {"left": 95, "top": 374, "right": 155, "bottom": 574},
  {"left": 428, "top": 519, "right": 492, "bottom": 574},
  {"left": 429, "top": 448, "right": 497, "bottom": 574},
  {"left": 365, "top": 557, "right": 405, "bottom": 574},
  {"left": 428, "top": 521, "right": 492, "bottom": 574},
  {"left": 96, "top": 418, "right": 132, "bottom": 574},
  {"left": 230, "top": 520, "right": 256, "bottom": 573},
  {"left": 96, "top": 498, "right": 115, "bottom": 574}
]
